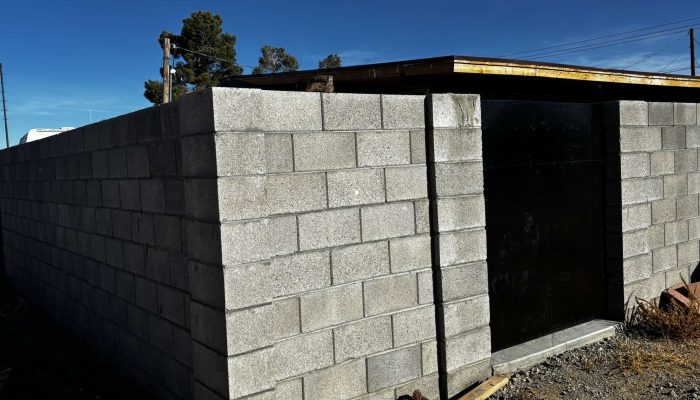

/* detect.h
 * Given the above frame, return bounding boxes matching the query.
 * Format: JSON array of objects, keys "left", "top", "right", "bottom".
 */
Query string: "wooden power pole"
[
  {"left": 0, "top": 63, "right": 8, "bottom": 148},
  {"left": 162, "top": 37, "right": 172, "bottom": 104},
  {"left": 691, "top": 28, "right": 696, "bottom": 77}
]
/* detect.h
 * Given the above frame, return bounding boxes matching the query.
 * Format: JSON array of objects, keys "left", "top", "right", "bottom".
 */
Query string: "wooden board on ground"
[{"left": 458, "top": 375, "right": 510, "bottom": 400}]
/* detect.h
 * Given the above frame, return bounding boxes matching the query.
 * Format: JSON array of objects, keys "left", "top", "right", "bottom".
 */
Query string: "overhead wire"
[
  {"left": 171, "top": 44, "right": 256, "bottom": 71},
  {"left": 620, "top": 33, "right": 686, "bottom": 70},
  {"left": 502, "top": 16, "right": 700, "bottom": 57}
]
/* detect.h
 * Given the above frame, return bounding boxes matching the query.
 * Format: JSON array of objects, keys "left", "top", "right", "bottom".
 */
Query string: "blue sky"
[{"left": 0, "top": 0, "right": 697, "bottom": 145}]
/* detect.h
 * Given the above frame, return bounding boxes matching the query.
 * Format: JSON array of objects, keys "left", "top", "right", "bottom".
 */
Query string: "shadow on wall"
[{"left": 692, "top": 263, "right": 700, "bottom": 283}]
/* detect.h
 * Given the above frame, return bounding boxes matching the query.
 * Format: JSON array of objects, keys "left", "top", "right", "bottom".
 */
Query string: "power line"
[
  {"left": 621, "top": 34, "right": 686, "bottom": 70},
  {"left": 522, "top": 27, "right": 696, "bottom": 60},
  {"left": 660, "top": 66, "right": 690, "bottom": 73},
  {"left": 503, "top": 16, "right": 700, "bottom": 57},
  {"left": 657, "top": 51, "right": 686, "bottom": 72},
  {"left": 172, "top": 44, "right": 256, "bottom": 70}
]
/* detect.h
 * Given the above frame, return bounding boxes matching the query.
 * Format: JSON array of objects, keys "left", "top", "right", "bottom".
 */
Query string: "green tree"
[
  {"left": 144, "top": 11, "right": 243, "bottom": 105},
  {"left": 252, "top": 46, "right": 299, "bottom": 74},
  {"left": 319, "top": 54, "right": 341, "bottom": 69}
]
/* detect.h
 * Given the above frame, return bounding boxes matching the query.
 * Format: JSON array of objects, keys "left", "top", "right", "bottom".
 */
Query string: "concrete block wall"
[
  {"left": 427, "top": 94, "right": 491, "bottom": 397},
  {"left": 0, "top": 103, "right": 193, "bottom": 399},
  {"left": 606, "top": 101, "right": 700, "bottom": 313}
]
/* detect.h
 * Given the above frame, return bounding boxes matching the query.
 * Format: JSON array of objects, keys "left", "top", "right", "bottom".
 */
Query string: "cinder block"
[
  {"left": 677, "top": 240, "right": 699, "bottom": 266},
  {"left": 165, "top": 180, "right": 185, "bottom": 215},
  {"left": 446, "top": 359, "right": 492, "bottom": 398},
  {"left": 102, "top": 180, "right": 120, "bottom": 208},
  {"left": 298, "top": 208, "right": 361, "bottom": 250},
  {"left": 140, "top": 179, "right": 166, "bottom": 213},
  {"left": 265, "top": 133, "right": 293, "bottom": 173},
  {"left": 217, "top": 176, "right": 266, "bottom": 220},
  {"left": 415, "top": 199, "right": 430, "bottom": 234},
  {"left": 622, "top": 228, "right": 649, "bottom": 258},
  {"left": 662, "top": 126, "right": 686, "bottom": 150},
  {"left": 389, "top": 235, "right": 431, "bottom": 273},
  {"left": 184, "top": 220, "right": 221, "bottom": 265},
  {"left": 382, "top": 95, "right": 425, "bottom": 130},
  {"left": 364, "top": 273, "right": 417, "bottom": 316},
  {"left": 437, "top": 195, "right": 485, "bottom": 231},
  {"left": 419, "top": 270, "right": 434, "bottom": 305},
  {"left": 623, "top": 253, "right": 653, "bottom": 284},
  {"left": 149, "top": 314, "right": 174, "bottom": 353},
  {"left": 665, "top": 219, "right": 689, "bottom": 245},
  {"left": 621, "top": 178, "right": 662, "bottom": 205},
  {"left": 674, "top": 103, "right": 697, "bottom": 125},
  {"left": 225, "top": 305, "right": 273, "bottom": 355},
  {"left": 266, "top": 172, "right": 326, "bottom": 215},
  {"left": 624, "top": 271, "right": 667, "bottom": 302},
  {"left": 293, "top": 132, "right": 356, "bottom": 171},
  {"left": 430, "top": 94, "right": 481, "bottom": 129},
  {"left": 620, "top": 127, "right": 662, "bottom": 152},
  {"left": 126, "top": 145, "right": 150, "bottom": 178},
  {"left": 154, "top": 214, "right": 181, "bottom": 251},
  {"left": 92, "top": 151, "right": 108, "bottom": 179},
  {"left": 675, "top": 149, "right": 697, "bottom": 173},
  {"left": 157, "top": 285, "right": 186, "bottom": 326},
  {"left": 650, "top": 151, "right": 674, "bottom": 176},
  {"left": 411, "top": 130, "right": 426, "bottom": 164},
  {"left": 135, "top": 276, "right": 156, "bottom": 312},
  {"left": 361, "top": 202, "right": 415, "bottom": 241},
  {"left": 392, "top": 305, "right": 436, "bottom": 346},
  {"left": 327, "top": 168, "right": 385, "bottom": 208},
  {"left": 115, "top": 269, "right": 135, "bottom": 302},
  {"left": 212, "top": 88, "right": 322, "bottom": 132},
  {"left": 622, "top": 203, "right": 650, "bottom": 232},
  {"left": 444, "top": 328, "right": 491, "bottom": 372},
  {"left": 689, "top": 172, "right": 700, "bottom": 195},
  {"left": 107, "top": 148, "right": 127, "bottom": 178},
  {"left": 214, "top": 132, "right": 265, "bottom": 176},
  {"left": 689, "top": 217, "right": 700, "bottom": 240},
  {"left": 677, "top": 194, "right": 699, "bottom": 220},
  {"left": 686, "top": 126, "right": 700, "bottom": 148},
  {"left": 228, "top": 348, "right": 275, "bottom": 399},
  {"left": 620, "top": 153, "right": 649, "bottom": 179},
  {"left": 665, "top": 174, "right": 689, "bottom": 198},
  {"left": 181, "top": 134, "right": 216, "bottom": 177},
  {"left": 443, "top": 295, "right": 490, "bottom": 337},
  {"left": 439, "top": 229, "right": 486, "bottom": 266},
  {"left": 303, "top": 359, "right": 367, "bottom": 400},
  {"left": 270, "top": 250, "right": 331, "bottom": 297},
  {"left": 275, "top": 379, "right": 302, "bottom": 399},
  {"left": 619, "top": 101, "right": 648, "bottom": 126},
  {"left": 300, "top": 283, "right": 363, "bottom": 332},
  {"left": 652, "top": 246, "right": 677, "bottom": 274},
  {"left": 385, "top": 165, "right": 428, "bottom": 202},
  {"left": 273, "top": 330, "right": 334, "bottom": 380},
  {"left": 435, "top": 162, "right": 483, "bottom": 196},
  {"left": 322, "top": 93, "right": 381, "bottom": 131},
  {"left": 118, "top": 180, "right": 140, "bottom": 210},
  {"left": 272, "top": 296, "right": 300, "bottom": 339},
  {"left": 267, "top": 215, "right": 298, "bottom": 257},
  {"left": 331, "top": 241, "right": 390, "bottom": 284},
  {"left": 333, "top": 316, "right": 392, "bottom": 363},
  {"left": 220, "top": 219, "right": 270, "bottom": 265},
  {"left": 130, "top": 213, "right": 154, "bottom": 245},
  {"left": 648, "top": 102, "right": 674, "bottom": 126},
  {"left": 184, "top": 179, "right": 218, "bottom": 221},
  {"left": 652, "top": 198, "right": 676, "bottom": 224},
  {"left": 126, "top": 303, "right": 149, "bottom": 339},
  {"left": 366, "top": 345, "right": 421, "bottom": 392},
  {"left": 149, "top": 139, "right": 178, "bottom": 177},
  {"left": 145, "top": 247, "right": 169, "bottom": 284},
  {"left": 434, "top": 128, "right": 482, "bottom": 162},
  {"left": 441, "top": 262, "right": 489, "bottom": 302},
  {"left": 357, "top": 131, "right": 411, "bottom": 167}
]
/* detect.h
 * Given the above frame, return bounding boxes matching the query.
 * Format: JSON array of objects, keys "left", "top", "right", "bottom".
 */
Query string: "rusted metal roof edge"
[{"left": 453, "top": 57, "right": 700, "bottom": 88}]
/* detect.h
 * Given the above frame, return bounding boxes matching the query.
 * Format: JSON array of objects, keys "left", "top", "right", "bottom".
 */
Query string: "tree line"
[{"left": 144, "top": 11, "right": 342, "bottom": 105}]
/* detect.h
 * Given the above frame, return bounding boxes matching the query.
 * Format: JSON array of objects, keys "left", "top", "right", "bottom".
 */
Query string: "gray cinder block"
[
  {"left": 385, "top": 165, "right": 428, "bottom": 202},
  {"left": 619, "top": 127, "right": 662, "bottom": 152},
  {"left": 437, "top": 195, "right": 485, "bottom": 232},
  {"left": 270, "top": 250, "right": 331, "bottom": 298},
  {"left": 392, "top": 305, "right": 436, "bottom": 346},
  {"left": 220, "top": 219, "right": 270, "bottom": 266},
  {"left": 363, "top": 273, "right": 417, "bottom": 316},
  {"left": 651, "top": 198, "right": 676, "bottom": 224},
  {"left": 443, "top": 295, "right": 490, "bottom": 337},
  {"left": 217, "top": 176, "right": 266, "bottom": 221},
  {"left": 333, "top": 316, "right": 392, "bottom": 363},
  {"left": 293, "top": 132, "right": 356, "bottom": 171},
  {"left": 648, "top": 102, "right": 674, "bottom": 126},
  {"left": 225, "top": 305, "right": 273, "bottom": 355},
  {"left": 674, "top": 149, "right": 697, "bottom": 173},
  {"left": 621, "top": 203, "right": 651, "bottom": 232},
  {"left": 434, "top": 128, "right": 483, "bottom": 162},
  {"left": 228, "top": 348, "right": 274, "bottom": 399},
  {"left": 441, "top": 262, "right": 489, "bottom": 302},
  {"left": 389, "top": 235, "right": 431, "bottom": 273},
  {"left": 382, "top": 95, "right": 425, "bottom": 130},
  {"left": 215, "top": 133, "right": 265, "bottom": 177},
  {"left": 331, "top": 241, "right": 390, "bottom": 284},
  {"left": 297, "top": 208, "right": 361, "bottom": 250},
  {"left": 619, "top": 101, "right": 648, "bottom": 126},
  {"left": 361, "top": 202, "right": 415, "bottom": 241},
  {"left": 267, "top": 172, "right": 327, "bottom": 215},
  {"left": 664, "top": 174, "right": 688, "bottom": 198},
  {"left": 272, "top": 296, "right": 300, "bottom": 340},
  {"left": 300, "top": 283, "right": 363, "bottom": 332},
  {"left": 650, "top": 151, "right": 674, "bottom": 176},
  {"left": 126, "top": 145, "right": 150, "bottom": 178},
  {"left": 303, "top": 359, "right": 367, "bottom": 400},
  {"left": 444, "top": 328, "right": 491, "bottom": 372},
  {"left": 107, "top": 147, "right": 127, "bottom": 178},
  {"left": 651, "top": 246, "right": 677, "bottom": 274},
  {"left": 327, "top": 168, "right": 385, "bottom": 208},
  {"left": 357, "top": 131, "right": 411, "bottom": 167},
  {"left": 273, "top": 330, "right": 333, "bottom": 380},
  {"left": 620, "top": 153, "right": 649, "bottom": 179},
  {"left": 674, "top": 103, "right": 697, "bottom": 125},
  {"left": 677, "top": 240, "right": 699, "bottom": 266},
  {"left": 665, "top": 219, "right": 689, "bottom": 245},
  {"left": 435, "top": 162, "right": 483, "bottom": 196},
  {"left": 662, "top": 126, "right": 686, "bottom": 150},
  {"left": 322, "top": 93, "right": 381, "bottom": 131},
  {"left": 676, "top": 194, "right": 699, "bottom": 220},
  {"left": 439, "top": 229, "right": 487, "bottom": 266},
  {"left": 366, "top": 345, "right": 421, "bottom": 392},
  {"left": 265, "top": 133, "right": 293, "bottom": 173},
  {"left": 431, "top": 94, "right": 481, "bottom": 129}
]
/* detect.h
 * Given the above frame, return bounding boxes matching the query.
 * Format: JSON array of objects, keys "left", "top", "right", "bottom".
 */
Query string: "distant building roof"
[{"left": 224, "top": 55, "right": 700, "bottom": 102}]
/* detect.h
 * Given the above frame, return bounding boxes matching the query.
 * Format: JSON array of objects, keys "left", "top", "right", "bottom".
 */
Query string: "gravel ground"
[{"left": 493, "top": 335, "right": 700, "bottom": 400}]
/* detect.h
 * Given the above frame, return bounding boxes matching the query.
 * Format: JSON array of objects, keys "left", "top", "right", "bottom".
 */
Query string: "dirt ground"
[
  {"left": 493, "top": 335, "right": 700, "bottom": 400},
  {"left": 0, "top": 279, "right": 152, "bottom": 399}
]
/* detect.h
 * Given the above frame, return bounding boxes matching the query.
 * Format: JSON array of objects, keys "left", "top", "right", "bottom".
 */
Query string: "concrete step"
[{"left": 491, "top": 319, "right": 619, "bottom": 374}]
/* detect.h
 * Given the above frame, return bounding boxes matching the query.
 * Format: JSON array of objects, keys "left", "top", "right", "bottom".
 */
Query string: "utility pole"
[
  {"left": 0, "top": 64, "right": 8, "bottom": 148},
  {"left": 691, "top": 28, "right": 696, "bottom": 77},
  {"left": 162, "top": 37, "right": 172, "bottom": 104}
]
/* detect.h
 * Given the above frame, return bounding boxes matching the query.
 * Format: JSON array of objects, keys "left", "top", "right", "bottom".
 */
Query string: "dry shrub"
[
  {"left": 624, "top": 280, "right": 700, "bottom": 340},
  {"left": 616, "top": 337, "right": 694, "bottom": 374}
]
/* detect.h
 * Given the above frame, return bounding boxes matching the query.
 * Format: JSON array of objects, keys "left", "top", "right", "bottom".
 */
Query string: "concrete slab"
[{"left": 492, "top": 320, "right": 619, "bottom": 374}]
